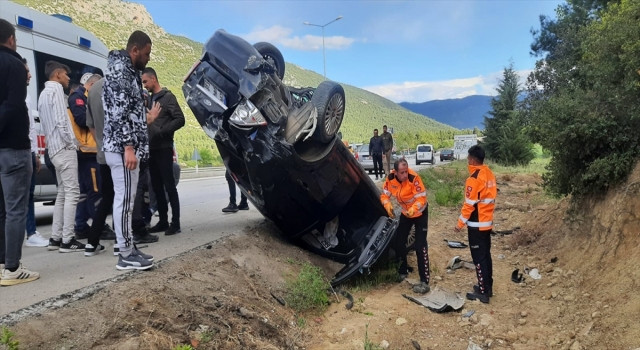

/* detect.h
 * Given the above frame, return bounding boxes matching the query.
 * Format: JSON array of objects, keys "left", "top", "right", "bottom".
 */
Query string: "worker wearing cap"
[
  {"left": 68, "top": 72, "right": 115, "bottom": 240},
  {"left": 380, "top": 158, "right": 430, "bottom": 294}
]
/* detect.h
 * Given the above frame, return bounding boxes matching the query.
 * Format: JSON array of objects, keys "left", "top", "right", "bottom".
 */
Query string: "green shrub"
[{"left": 285, "top": 263, "right": 330, "bottom": 313}]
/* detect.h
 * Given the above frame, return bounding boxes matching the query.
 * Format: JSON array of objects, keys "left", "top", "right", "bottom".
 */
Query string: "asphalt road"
[{"left": 0, "top": 158, "right": 443, "bottom": 316}]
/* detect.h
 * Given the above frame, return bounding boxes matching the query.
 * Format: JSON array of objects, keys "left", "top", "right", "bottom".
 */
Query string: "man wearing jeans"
[
  {"left": 38, "top": 61, "right": 86, "bottom": 253},
  {"left": 23, "top": 58, "right": 47, "bottom": 247},
  {"left": 141, "top": 67, "right": 185, "bottom": 235},
  {"left": 102, "top": 31, "right": 156, "bottom": 270},
  {"left": 0, "top": 19, "right": 39, "bottom": 285}
]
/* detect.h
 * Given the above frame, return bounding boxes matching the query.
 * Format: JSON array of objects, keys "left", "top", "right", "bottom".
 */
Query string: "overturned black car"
[{"left": 182, "top": 30, "right": 398, "bottom": 286}]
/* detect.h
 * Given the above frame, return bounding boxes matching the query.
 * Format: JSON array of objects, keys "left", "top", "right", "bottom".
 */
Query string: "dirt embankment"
[{"left": 4, "top": 166, "right": 640, "bottom": 350}]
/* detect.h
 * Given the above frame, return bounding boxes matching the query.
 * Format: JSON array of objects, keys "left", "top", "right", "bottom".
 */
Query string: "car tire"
[
  {"left": 311, "top": 81, "right": 345, "bottom": 143},
  {"left": 253, "top": 42, "right": 285, "bottom": 80},
  {"left": 416, "top": 160, "right": 420, "bottom": 166}
]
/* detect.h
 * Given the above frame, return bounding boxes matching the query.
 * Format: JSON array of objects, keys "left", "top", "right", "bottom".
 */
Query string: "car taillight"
[
  {"left": 355, "top": 152, "right": 359, "bottom": 160},
  {"left": 183, "top": 60, "right": 202, "bottom": 82}
]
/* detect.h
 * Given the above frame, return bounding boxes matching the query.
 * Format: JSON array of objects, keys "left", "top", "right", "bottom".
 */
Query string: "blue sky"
[{"left": 134, "top": 0, "right": 562, "bottom": 102}]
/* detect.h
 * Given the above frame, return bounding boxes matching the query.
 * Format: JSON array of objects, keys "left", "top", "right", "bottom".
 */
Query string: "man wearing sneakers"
[
  {"left": 142, "top": 67, "right": 185, "bottom": 235},
  {"left": 102, "top": 31, "right": 157, "bottom": 270},
  {"left": 23, "top": 58, "right": 48, "bottom": 247},
  {"left": 0, "top": 19, "right": 39, "bottom": 285},
  {"left": 38, "top": 61, "right": 86, "bottom": 253},
  {"left": 222, "top": 170, "right": 249, "bottom": 213}
]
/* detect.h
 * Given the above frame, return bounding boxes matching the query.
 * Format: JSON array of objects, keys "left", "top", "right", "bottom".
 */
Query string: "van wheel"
[
  {"left": 416, "top": 160, "right": 420, "bottom": 166},
  {"left": 311, "top": 81, "right": 345, "bottom": 143},
  {"left": 253, "top": 42, "right": 285, "bottom": 80}
]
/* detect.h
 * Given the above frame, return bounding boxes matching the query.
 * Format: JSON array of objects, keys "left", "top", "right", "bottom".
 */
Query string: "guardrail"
[{"left": 181, "top": 166, "right": 226, "bottom": 174}]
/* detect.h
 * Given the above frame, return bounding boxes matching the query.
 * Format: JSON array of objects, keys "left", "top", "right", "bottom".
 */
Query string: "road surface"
[{"left": 0, "top": 159, "right": 442, "bottom": 316}]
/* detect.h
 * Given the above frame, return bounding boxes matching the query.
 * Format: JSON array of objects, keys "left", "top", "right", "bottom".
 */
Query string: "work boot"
[
  {"left": 412, "top": 282, "right": 430, "bottom": 294},
  {"left": 238, "top": 201, "right": 249, "bottom": 210},
  {"left": 466, "top": 291, "right": 490, "bottom": 304},
  {"left": 222, "top": 202, "right": 239, "bottom": 213},
  {"left": 473, "top": 284, "right": 493, "bottom": 297},
  {"left": 149, "top": 221, "right": 169, "bottom": 233}
]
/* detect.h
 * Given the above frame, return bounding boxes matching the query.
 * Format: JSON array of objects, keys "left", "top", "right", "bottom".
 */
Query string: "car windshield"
[
  {"left": 357, "top": 145, "right": 369, "bottom": 153},
  {"left": 442, "top": 150, "right": 453, "bottom": 154},
  {"left": 418, "top": 146, "right": 432, "bottom": 152}
]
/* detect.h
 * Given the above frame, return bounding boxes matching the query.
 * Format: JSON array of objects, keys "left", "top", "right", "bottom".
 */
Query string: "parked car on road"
[
  {"left": 415, "top": 144, "right": 435, "bottom": 165},
  {"left": 182, "top": 30, "right": 398, "bottom": 286},
  {"left": 440, "top": 149, "right": 455, "bottom": 162},
  {"left": 355, "top": 144, "right": 398, "bottom": 174}
]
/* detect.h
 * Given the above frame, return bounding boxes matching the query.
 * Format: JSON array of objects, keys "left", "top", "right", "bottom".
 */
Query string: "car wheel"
[
  {"left": 311, "top": 81, "right": 345, "bottom": 143},
  {"left": 415, "top": 160, "right": 420, "bottom": 166},
  {"left": 253, "top": 42, "right": 285, "bottom": 80}
]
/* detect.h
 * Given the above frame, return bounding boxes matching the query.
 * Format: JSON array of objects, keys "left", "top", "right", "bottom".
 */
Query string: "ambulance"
[{"left": 0, "top": 1, "right": 108, "bottom": 201}]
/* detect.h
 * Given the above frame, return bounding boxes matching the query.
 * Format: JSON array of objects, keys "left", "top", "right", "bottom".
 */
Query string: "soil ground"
[{"left": 3, "top": 164, "right": 640, "bottom": 350}]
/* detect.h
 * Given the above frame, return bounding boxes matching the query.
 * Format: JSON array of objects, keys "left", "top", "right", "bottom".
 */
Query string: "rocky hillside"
[{"left": 15, "top": 0, "right": 457, "bottom": 163}]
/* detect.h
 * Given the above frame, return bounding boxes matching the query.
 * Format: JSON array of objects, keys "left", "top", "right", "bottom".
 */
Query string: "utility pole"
[{"left": 303, "top": 15, "right": 343, "bottom": 80}]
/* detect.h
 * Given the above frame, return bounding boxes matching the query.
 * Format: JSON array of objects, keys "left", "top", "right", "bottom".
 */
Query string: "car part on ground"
[{"left": 182, "top": 29, "right": 398, "bottom": 286}]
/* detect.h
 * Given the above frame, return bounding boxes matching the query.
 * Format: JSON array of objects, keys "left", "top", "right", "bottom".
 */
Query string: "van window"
[
  {"left": 34, "top": 51, "right": 103, "bottom": 96},
  {"left": 418, "top": 145, "right": 432, "bottom": 152}
]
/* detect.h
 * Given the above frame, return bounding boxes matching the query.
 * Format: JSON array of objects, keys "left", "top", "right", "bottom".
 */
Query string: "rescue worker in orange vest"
[
  {"left": 454, "top": 145, "right": 497, "bottom": 303},
  {"left": 381, "top": 158, "right": 430, "bottom": 294}
]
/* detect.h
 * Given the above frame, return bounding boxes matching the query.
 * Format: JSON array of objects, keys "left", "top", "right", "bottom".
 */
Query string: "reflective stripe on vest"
[{"left": 467, "top": 221, "right": 493, "bottom": 228}]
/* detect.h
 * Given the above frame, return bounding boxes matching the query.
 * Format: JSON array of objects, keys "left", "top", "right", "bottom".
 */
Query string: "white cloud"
[
  {"left": 363, "top": 70, "right": 532, "bottom": 103},
  {"left": 241, "top": 25, "right": 356, "bottom": 51}
]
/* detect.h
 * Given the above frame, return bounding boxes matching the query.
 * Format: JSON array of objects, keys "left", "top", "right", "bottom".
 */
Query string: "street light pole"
[{"left": 303, "top": 15, "right": 343, "bottom": 80}]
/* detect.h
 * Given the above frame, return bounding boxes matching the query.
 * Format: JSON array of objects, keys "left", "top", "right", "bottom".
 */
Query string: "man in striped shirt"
[{"left": 37, "top": 61, "right": 86, "bottom": 253}]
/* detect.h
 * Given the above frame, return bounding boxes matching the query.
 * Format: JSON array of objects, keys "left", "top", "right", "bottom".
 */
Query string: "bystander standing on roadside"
[
  {"left": 381, "top": 125, "right": 393, "bottom": 176},
  {"left": 0, "top": 19, "right": 40, "bottom": 285},
  {"left": 369, "top": 128, "right": 384, "bottom": 180}
]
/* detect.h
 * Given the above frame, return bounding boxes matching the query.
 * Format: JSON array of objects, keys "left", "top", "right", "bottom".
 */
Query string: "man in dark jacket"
[
  {"left": 0, "top": 19, "right": 39, "bottom": 285},
  {"left": 369, "top": 129, "right": 384, "bottom": 180},
  {"left": 142, "top": 67, "right": 185, "bottom": 236},
  {"left": 381, "top": 125, "right": 394, "bottom": 176}
]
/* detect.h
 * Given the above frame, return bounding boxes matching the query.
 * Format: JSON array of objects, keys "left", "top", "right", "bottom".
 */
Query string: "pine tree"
[{"left": 483, "top": 62, "right": 534, "bottom": 165}]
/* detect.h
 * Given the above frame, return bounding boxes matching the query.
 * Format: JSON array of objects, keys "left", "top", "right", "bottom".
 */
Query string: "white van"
[
  {"left": 1, "top": 1, "right": 108, "bottom": 202},
  {"left": 415, "top": 144, "right": 434, "bottom": 165}
]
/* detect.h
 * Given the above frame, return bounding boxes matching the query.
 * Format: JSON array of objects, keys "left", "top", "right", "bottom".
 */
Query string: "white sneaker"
[
  {"left": 0, "top": 264, "right": 40, "bottom": 286},
  {"left": 25, "top": 232, "right": 49, "bottom": 247}
]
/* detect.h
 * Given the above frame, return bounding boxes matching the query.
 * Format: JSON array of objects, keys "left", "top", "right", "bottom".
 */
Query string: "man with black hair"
[
  {"left": 381, "top": 125, "right": 393, "bottom": 176},
  {"left": 0, "top": 18, "right": 39, "bottom": 285},
  {"left": 38, "top": 61, "right": 86, "bottom": 253},
  {"left": 142, "top": 67, "right": 185, "bottom": 235},
  {"left": 454, "top": 145, "right": 497, "bottom": 303},
  {"left": 380, "top": 158, "right": 430, "bottom": 294},
  {"left": 102, "top": 30, "right": 159, "bottom": 270},
  {"left": 369, "top": 128, "right": 384, "bottom": 180}
]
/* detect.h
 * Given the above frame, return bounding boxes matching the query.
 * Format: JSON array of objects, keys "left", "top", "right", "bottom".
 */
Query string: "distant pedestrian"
[
  {"left": 38, "top": 60, "right": 86, "bottom": 253},
  {"left": 381, "top": 125, "right": 393, "bottom": 176},
  {"left": 102, "top": 30, "right": 158, "bottom": 270},
  {"left": 369, "top": 128, "right": 384, "bottom": 179},
  {"left": 222, "top": 170, "right": 249, "bottom": 213},
  {"left": 0, "top": 19, "right": 40, "bottom": 285},
  {"left": 22, "top": 58, "right": 48, "bottom": 247},
  {"left": 142, "top": 67, "right": 185, "bottom": 235},
  {"left": 454, "top": 145, "right": 497, "bottom": 304}
]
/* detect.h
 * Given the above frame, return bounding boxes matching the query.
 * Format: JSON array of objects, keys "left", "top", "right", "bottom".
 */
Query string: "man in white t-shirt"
[{"left": 22, "top": 58, "right": 47, "bottom": 247}]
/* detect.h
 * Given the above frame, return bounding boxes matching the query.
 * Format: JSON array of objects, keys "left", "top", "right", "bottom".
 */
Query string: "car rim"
[{"left": 324, "top": 93, "right": 345, "bottom": 136}]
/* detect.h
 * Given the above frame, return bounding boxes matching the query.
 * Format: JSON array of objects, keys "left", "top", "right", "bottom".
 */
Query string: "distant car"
[
  {"left": 415, "top": 144, "right": 434, "bottom": 165},
  {"left": 440, "top": 149, "right": 455, "bottom": 162}
]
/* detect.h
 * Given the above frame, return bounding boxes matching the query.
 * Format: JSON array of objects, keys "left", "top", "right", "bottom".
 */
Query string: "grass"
[
  {"left": 363, "top": 324, "right": 384, "bottom": 350},
  {"left": 171, "top": 346, "right": 194, "bottom": 350},
  {"left": 418, "top": 166, "right": 467, "bottom": 207},
  {"left": 343, "top": 260, "right": 400, "bottom": 294},
  {"left": 445, "top": 158, "right": 550, "bottom": 176},
  {"left": 285, "top": 263, "right": 330, "bottom": 313},
  {"left": 0, "top": 327, "right": 19, "bottom": 350}
]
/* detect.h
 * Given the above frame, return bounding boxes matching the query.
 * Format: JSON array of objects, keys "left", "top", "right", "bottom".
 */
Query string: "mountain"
[
  {"left": 400, "top": 95, "right": 493, "bottom": 130},
  {"left": 16, "top": 0, "right": 458, "bottom": 164}
]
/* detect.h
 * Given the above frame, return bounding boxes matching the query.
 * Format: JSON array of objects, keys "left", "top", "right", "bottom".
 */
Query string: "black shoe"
[
  {"left": 48, "top": 238, "right": 62, "bottom": 251},
  {"left": 59, "top": 238, "right": 86, "bottom": 253},
  {"left": 133, "top": 233, "right": 159, "bottom": 244},
  {"left": 238, "top": 202, "right": 249, "bottom": 210},
  {"left": 148, "top": 221, "right": 169, "bottom": 233},
  {"left": 74, "top": 229, "right": 89, "bottom": 240},
  {"left": 466, "top": 291, "right": 490, "bottom": 304},
  {"left": 100, "top": 224, "right": 116, "bottom": 240},
  {"left": 222, "top": 203, "right": 239, "bottom": 213},
  {"left": 473, "top": 284, "right": 493, "bottom": 297},
  {"left": 165, "top": 224, "right": 181, "bottom": 236}
]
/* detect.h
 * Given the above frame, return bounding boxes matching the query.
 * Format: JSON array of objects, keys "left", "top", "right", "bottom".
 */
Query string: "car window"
[
  {"left": 34, "top": 51, "right": 103, "bottom": 96},
  {"left": 417, "top": 145, "right": 432, "bottom": 152},
  {"left": 357, "top": 145, "right": 369, "bottom": 153},
  {"left": 442, "top": 150, "right": 453, "bottom": 154}
]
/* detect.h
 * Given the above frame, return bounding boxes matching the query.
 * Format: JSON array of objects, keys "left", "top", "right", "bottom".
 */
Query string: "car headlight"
[{"left": 229, "top": 99, "right": 267, "bottom": 127}]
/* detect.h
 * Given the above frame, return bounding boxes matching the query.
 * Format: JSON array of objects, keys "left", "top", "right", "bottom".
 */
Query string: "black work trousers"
[
  {"left": 225, "top": 170, "right": 246, "bottom": 205},
  {"left": 468, "top": 228, "right": 493, "bottom": 294},
  {"left": 88, "top": 164, "right": 114, "bottom": 247},
  {"left": 395, "top": 209, "right": 430, "bottom": 284},
  {"left": 372, "top": 153, "right": 383, "bottom": 178},
  {"left": 149, "top": 148, "right": 180, "bottom": 226}
]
